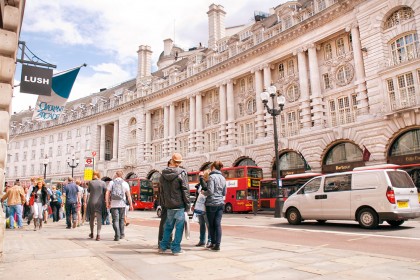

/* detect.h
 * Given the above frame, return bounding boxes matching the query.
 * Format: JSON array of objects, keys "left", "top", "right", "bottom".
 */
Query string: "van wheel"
[
  {"left": 316, "top": 220, "right": 327, "bottom": 224},
  {"left": 386, "top": 220, "right": 404, "bottom": 227},
  {"left": 358, "top": 208, "right": 379, "bottom": 229},
  {"left": 286, "top": 208, "right": 302, "bottom": 225},
  {"left": 156, "top": 208, "right": 162, "bottom": 218},
  {"left": 225, "top": 203, "right": 233, "bottom": 213}
]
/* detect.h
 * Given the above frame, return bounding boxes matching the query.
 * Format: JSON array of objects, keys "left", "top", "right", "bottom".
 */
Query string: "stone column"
[
  {"left": 112, "top": 120, "right": 119, "bottom": 160},
  {"left": 296, "top": 48, "right": 311, "bottom": 129},
  {"left": 195, "top": 94, "right": 204, "bottom": 152},
  {"left": 263, "top": 65, "right": 274, "bottom": 137},
  {"left": 226, "top": 80, "right": 236, "bottom": 146},
  {"left": 219, "top": 84, "right": 227, "bottom": 146},
  {"left": 145, "top": 111, "right": 152, "bottom": 161},
  {"left": 169, "top": 103, "right": 176, "bottom": 153},
  {"left": 163, "top": 105, "right": 169, "bottom": 157},
  {"left": 100, "top": 124, "right": 106, "bottom": 161},
  {"left": 189, "top": 95, "right": 196, "bottom": 153},
  {"left": 254, "top": 68, "right": 266, "bottom": 139},
  {"left": 348, "top": 24, "right": 369, "bottom": 116},
  {"left": 308, "top": 44, "right": 323, "bottom": 128}
]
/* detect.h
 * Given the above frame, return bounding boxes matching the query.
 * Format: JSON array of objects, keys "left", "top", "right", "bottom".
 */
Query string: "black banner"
[{"left": 20, "top": 65, "right": 53, "bottom": 96}]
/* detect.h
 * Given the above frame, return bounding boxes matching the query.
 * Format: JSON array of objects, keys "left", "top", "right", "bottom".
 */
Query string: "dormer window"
[{"left": 385, "top": 7, "right": 414, "bottom": 30}]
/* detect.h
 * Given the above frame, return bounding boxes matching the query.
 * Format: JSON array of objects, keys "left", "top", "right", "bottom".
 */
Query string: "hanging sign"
[{"left": 20, "top": 65, "right": 53, "bottom": 96}]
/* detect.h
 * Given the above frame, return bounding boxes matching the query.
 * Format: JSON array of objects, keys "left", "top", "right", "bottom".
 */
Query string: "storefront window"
[
  {"left": 324, "top": 142, "right": 363, "bottom": 165},
  {"left": 236, "top": 158, "right": 257, "bottom": 167},
  {"left": 390, "top": 129, "right": 420, "bottom": 156}
]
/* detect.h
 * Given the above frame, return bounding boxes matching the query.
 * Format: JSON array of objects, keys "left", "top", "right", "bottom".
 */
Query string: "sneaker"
[
  {"left": 211, "top": 245, "right": 220, "bottom": 251},
  {"left": 158, "top": 249, "right": 166, "bottom": 254},
  {"left": 120, "top": 234, "right": 125, "bottom": 239},
  {"left": 172, "top": 250, "right": 185, "bottom": 256},
  {"left": 206, "top": 243, "right": 214, "bottom": 249},
  {"left": 114, "top": 237, "right": 120, "bottom": 241},
  {"left": 195, "top": 242, "right": 205, "bottom": 247}
]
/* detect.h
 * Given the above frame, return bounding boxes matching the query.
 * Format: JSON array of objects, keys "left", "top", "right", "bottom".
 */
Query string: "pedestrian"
[
  {"left": 87, "top": 171, "right": 107, "bottom": 241},
  {"left": 25, "top": 177, "right": 37, "bottom": 225},
  {"left": 50, "top": 185, "right": 62, "bottom": 222},
  {"left": 157, "top": 160, "right": 172, "bottom": 248},
  {"left": 82, "top": 183, "right": 88, "bottom": 225},
  {"left": 158, "top": 153, "right": 190, "bottom": 255},
  {"left": 44, "top": 186, "right": 53, "bottom": 224},
  {"left": 101, "top": 177, "right": 112, "bottom": 225},
  {"left": 63, "top": 177, "right": 79, "bottom": 229},
  {"left": 1, "top": 180, "right": 25, "bottom": 229},
  {"left": 105, "top": 171, "right": 133, "bottom": 241},
  {"left": 76, "top": 180, "right": 84, "bottom": 227},
  {"left": 194, "top": 169, "right": 211, "bottom": 247},
  {"left": 28, "top": 178, "right": 49, "bottom": 231},
  {"left": 203, "top": 161, "right": 227, "bottom": 251}
]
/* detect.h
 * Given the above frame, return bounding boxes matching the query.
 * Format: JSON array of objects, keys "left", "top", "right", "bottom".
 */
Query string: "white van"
[{"left": 282, "top": 169, "right": 420, "bottom": 229}]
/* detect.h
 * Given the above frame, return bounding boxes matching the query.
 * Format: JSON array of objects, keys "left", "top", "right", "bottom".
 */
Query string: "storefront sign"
[
  {"left": 389, "top": 153, "right": 420, "bottom": 165},
  {"left": 20, "top": 65, "right": 53, "bottom": 96},
  {"left": 322, "top": 161, "right": 365, "bottom": 173}
]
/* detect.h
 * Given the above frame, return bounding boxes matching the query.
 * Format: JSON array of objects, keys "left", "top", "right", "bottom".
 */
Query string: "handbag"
[
  {"left": 184, "top": 212, "right": 190, "bottom": 240},
  {"left": 29, "top": 194, "right": 35, "bottom": 206},
  {"left": 193, "top": 193, "right": 206, "bottom": 215}
]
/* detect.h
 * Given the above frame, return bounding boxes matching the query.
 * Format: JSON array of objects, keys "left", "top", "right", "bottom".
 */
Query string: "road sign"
[
  {"left": 84, "top": 169, "right": 93, "bottom": 181},
  {"left": 92, "top": 151, "right": 96, "bottom": 157},
  {"left": 86, "top": 158, "right": 93, "bottom": 165}
]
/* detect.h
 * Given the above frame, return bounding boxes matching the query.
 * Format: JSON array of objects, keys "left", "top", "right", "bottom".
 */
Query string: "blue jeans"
[
  {"left": 110, "top": 207, "right": 125, "bottom": 239},
  {"left": 65, "top": 203, "right": 77, "bottom": 227},
  {"left": 160, "top": 208, "right": 185, "bottom": 253},
  {"left": 206, "top": 205, "right": 224, "bottom": 246},
  {"left": 198, "top": 213, "right": 211, "bottom": 244},
  {"left": 9, "top": 205, "right": 23, "bottom": 229}
]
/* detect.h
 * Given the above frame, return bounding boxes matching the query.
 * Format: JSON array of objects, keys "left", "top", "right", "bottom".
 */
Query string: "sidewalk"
[{"left": 1, "top": 217, "right": 420, "bottom": 280}]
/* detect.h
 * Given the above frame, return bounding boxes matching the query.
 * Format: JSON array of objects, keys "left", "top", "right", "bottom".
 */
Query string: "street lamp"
[
  {"left": 42, "top": 155, "right": 49, "bottom": 180},
  {"left": 67, "top": 154, "right": 79, "bottom": 178},
  {"left": 260, "top": 85, "right": 286, "bottom": 218}
]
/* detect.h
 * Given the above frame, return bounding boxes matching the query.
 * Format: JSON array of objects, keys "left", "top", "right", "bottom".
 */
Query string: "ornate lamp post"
[
  {"left": 67, "top": 154, "right": 79, "bottom": 178},
  {"left": 42, "top": 155, "right": 49, "bottom": 180},
  {"left": 260, "top": 85, "right": 286, "bottom": 218}
]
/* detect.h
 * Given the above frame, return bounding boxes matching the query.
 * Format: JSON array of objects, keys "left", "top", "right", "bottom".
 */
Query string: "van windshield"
[{"left": 387, "top": 171, "right": 416, "bottom": 188}]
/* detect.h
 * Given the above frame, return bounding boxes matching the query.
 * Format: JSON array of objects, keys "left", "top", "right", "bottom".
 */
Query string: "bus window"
[
  {"left": 236, "top": 190, "right": 246, "bottom": 200},
  {"left": 188, "top": 173, "right": 198, "bottom": 182},
  {"left": 247, "top": 189, "right": 259, "bottom": 200},
  {"left": 248, "top": 168, "right": 263, "bottom": 179},
  {"left": 236, "top": 169, "right": 244, "bottom": 178}
]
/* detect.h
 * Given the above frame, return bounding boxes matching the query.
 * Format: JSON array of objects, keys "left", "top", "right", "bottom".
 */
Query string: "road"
[{"left": 131, "top": 210, "right": 420, "bottom": 260}]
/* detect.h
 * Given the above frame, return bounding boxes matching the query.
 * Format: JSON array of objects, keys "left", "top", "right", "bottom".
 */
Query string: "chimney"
[
  {"left": 207, "top": 4, "right": 226, "bottom": 50},
  {"left": 137, "top": 45, "right": 152, "bottom": 78},
  {"left": 163, "top": 38, "right": 173, "bottom": 56}
]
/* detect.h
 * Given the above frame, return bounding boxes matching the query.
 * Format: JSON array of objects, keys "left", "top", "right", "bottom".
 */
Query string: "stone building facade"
[
  {"left": 7, "top": 0, "right": 420, "bottom": 191},
  {"left": 1, "top": 0, "right": 26, "bottom": 260}
]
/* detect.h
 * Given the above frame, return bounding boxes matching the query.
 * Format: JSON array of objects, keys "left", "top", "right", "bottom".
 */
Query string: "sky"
[{"left": 12, "top": 0, "right": 283, "bottom": 114}]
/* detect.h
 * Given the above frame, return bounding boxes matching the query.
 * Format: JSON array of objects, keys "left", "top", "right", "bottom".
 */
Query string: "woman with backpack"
[{"left": 50, "top": 185, "right": 62, "bottom": 222}]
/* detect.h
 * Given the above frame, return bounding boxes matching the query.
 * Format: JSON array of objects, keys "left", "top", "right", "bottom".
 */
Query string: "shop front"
[{"left": 322, "top": 142, "right": 365, "bottom": 174}]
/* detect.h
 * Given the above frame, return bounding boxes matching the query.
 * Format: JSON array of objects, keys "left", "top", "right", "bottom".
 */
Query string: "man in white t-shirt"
[{"left": 106, "top": 171, "right": 133, "bottom": 241}]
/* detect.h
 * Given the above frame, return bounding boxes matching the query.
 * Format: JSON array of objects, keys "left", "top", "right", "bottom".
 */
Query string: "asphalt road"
[{"left": 130, "top": 210, "right": 420, "bottom": 260}]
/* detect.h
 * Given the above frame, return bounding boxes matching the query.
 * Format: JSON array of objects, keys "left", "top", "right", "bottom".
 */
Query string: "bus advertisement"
[
  {"left": 126, "top": 178, "right": 154, "bottom": 210},
  {"left": 188, "top": 166, "right": 262, "bottom": 213},
  {"left": 259, "top": 173, "right": 321, "bottom": 209}
]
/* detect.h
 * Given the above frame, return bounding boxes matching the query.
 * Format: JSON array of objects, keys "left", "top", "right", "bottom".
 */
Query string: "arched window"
[
  {"left": 389, "top": 129, "right": 420, "bottom": 157},
  {"left": 212, "top": 109, "right": 220, "bottom": 123},
  {"left": 324, "top": 142, "right": 363, "bottom": 165},
  {"left": 247, "top": 76, "right": 254, "bottom": 90},
  {"left": 240, "top": 79, "right": 246, "bottom": 92},
  {"left": 336, "top": 64, "right": 354, "bottom": 86},
  {"left": 287, "top": 59, "right": 294, "bottom": 75},
  {"left": 236, "top": 158, "right": 257, "bottom": 167},
  {"left": 390, "top": 33, "right": 419, "bottom": 65},
  {"left": 159, "top": 126, "right": 164, "bottom": 138},
  {"left": 336, "top": 38, "right": 345, "bottom": 56},
  {"left": 184, "top": 118, "right": 190, "bottom": 132},
  {"left": 385, "top": 7, "right": 414, "bottom": 30},
  {"left": 279, "top": 152, "right": 305, "bottom": 170},
  {"left": 286, "top": 84, "right": 300, "bottom": 102},
  {"left": 278, "top": 63, "right": 285, "bottom": 78}
]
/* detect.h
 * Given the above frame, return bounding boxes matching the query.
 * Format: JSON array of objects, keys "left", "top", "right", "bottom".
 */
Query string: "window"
[
  {"left": 24, "top": 140, "right": 28, "bottom": 147},
  {"left": 385, "top": 7, "right": 414, "bottom": 30},
  {"left": 246, "top": 98, "right": 256, "bottom": 114},
  {"left": 67, "top": 131, "right": 72, "bottom": 139},
  {"left": 86, "top": 125, "right": 91, "bottom": 134},
  {"left": 247, "top": 76, "right": 254, "bottom": 90},
  {"left": 278, "top": 63, "right": 285, "bottom": 78},
  {"left": 58, "top": 133, "right": 63, "bottom": 141},
  {"left": 206, "top": 130, "right": 219, "bottom": 152},
  {"left": 286, "top": 84, "right": 300, "bottom": 102},
  {"left": 14, "top": 166, "right": 18, "bottom": 176},
  {"left": 153, "top": 143, "right": 163, "bottom": 162},
  {"left": 178, "top": 138, "right": 188, "bottom": 156},
  {"left": 324, "top": 175, "right": 351, "bottom": 192},
  {"left": 236, "top": 190, "right": 246, "bottom": 200},
  {"left": 21, "top": 165, "right": 26, "bottom": 177},
  {"left": 239, "top": 122, "right": 255, "bottom": 146},
  {"left": 336, "top": 64, "right": 354, "bottom": 86},
  {"left": 284, "top": 16, "right": 292, "bottom": 29},
  {"left": 317, "top": 0, "right": 326, "bottom": 11},
  {"left": 86, "top": 139, "right": 90, "bottom": 150},
  {"left": 184, "top": 119, "right": 190, "bottom": 132},
  {"left": 57, "top": 146, "right": 62, "bottom": 156},
  {"left": 76, "top": 129, "right": 81, "bottom": 137},
  {"left": 323, "top": 73, "right": 331, "bottom": 89},
  {"left": 105, "top": 139, "right": 111, "bottom": 160},
  {"left": 389, "top": 72, "right": 416, "bottom": 110},
  {"left": 40, "top": 149, "right": 44, "bottom": 158},
  {"left": 280, "top": 110, "right": 301, "bottom": 137},
  {"left": 390, "top": 33, "right": 419, "bottom": 65},
  {"left": 130, "top": 130, "right": 137, "bottom": 140},
  {"left": 15, "top": 153, "right": 19, "bottom": 161},
  {"left": 15, "top": 141, "right": 20, "bottom": 149},
  {"left": 23, "top": 151, "right": 27, "bottom": 160},
  {"left": 240, "top": 79, "right": 246, "bottom": 93},
  {"left": 287, "top": 60, "right": 294, "bottom": 75},
  {"left": 66, "top": 144, "right": 71, "bottom": 154},
  {"left": 329, "top": 95, "right": 357, "bottom": 126},
  {"left": 49, "top": 135, "right": 54, "bottom": 143},
  {"left": 324, "top": 43, "right": 332, "bottom": 60},
  {"left": 31, "top": 150, "right": 36, "bottom": 160},
  {"left": 300, "top": 178, "right": 321, "bottom": 194},
  {"left": 7, "top": 154, "right": 11, "bottom": 162},
  {"left": 126, "top": 148, "right": 137, "bottom": 165},
  {"left": 348, "top": 33, "right": 353, "bottom": 51},
  {"left": 32, "top": 139, "right": 37, "bottom": 146},
  {"left": 41, "top": 137, "right": 45, "bottom": 144},
  {"left": 336, "top": 38, "right": 345, "bottom": 56},
  {"left": 48, "top": 147, "right": 53, "bottom": 157}
]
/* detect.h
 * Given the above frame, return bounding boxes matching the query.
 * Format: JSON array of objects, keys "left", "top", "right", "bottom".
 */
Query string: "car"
[{"left": 282, "top": 169, "right": 420, "bottom": 229}]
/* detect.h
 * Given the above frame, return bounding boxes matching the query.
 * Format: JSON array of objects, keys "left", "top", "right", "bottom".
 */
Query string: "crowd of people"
[{"left": 1, "top": 152, "right": 227, "bottom": 256}]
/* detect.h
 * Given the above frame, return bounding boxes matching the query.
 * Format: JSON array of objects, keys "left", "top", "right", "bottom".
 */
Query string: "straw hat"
[{"left": 171, "top": 153, "right": 183, "bottom": 163}]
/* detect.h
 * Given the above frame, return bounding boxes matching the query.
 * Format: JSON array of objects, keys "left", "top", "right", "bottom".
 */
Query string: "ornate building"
[{"left": 7, "top": 0, "right": 420, "bottom": 191}]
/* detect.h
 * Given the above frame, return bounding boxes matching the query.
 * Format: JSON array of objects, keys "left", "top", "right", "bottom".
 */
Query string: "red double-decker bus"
[
  {"left": 259, "top": 173, "right": 321, "bottom": 209},
  {"left": 188, "top": 166, "right": 262, "bottom": 213},
  {"left": 126, "top": 178, "right": 154, "bottom": 210}
]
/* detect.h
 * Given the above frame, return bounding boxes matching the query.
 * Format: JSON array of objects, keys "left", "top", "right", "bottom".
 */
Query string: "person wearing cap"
[
  {"left": 63, "top": 177, "right": 79, "bottom": 229},
  {"left": 158, "top": 153, "right": 190, "bottom": 256},
  {"left": 1, "top": 180, "right": 25, "bottom": 229}
]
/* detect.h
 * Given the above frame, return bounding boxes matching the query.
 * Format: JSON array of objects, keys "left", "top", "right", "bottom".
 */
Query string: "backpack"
[
  {"left": 51, "top": 192, "right": 58, "bottom": 202},
  {"left": 111, "top": 179, "right": 125, "bottom": 201}
]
